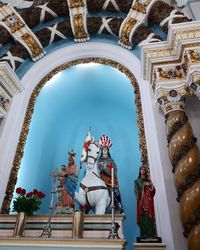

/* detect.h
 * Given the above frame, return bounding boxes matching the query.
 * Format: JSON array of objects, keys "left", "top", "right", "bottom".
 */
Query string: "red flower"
[
  {"left": 37, "top": 191, "right": 45, "bottom": 199},
  {"left": 16, "top": 187, "right": 26, "bottom": 195},
  {"left": 16, "top": 187, "right": 22, "bottom": 194},
  {"left": 32, "top": 189, "right": 38, "bottom": 195},
  {"left": 21, "top": 189, "right": 26, "bottom": 195},
  {"left": 26, "top": 192, "right": 33, "bottom": 198}
]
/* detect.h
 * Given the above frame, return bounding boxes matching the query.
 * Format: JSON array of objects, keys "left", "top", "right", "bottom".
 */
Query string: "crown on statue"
[
  {"left": 68, "top": 149, "right": 76, "bottom": 157},
  {"left": 99, "top": 135, "right": 112, "bottom": 148}
]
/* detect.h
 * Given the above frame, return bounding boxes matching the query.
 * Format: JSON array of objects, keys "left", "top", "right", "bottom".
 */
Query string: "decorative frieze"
[{"left": 142, "top": 21, "right": 200, "bottom": 101}]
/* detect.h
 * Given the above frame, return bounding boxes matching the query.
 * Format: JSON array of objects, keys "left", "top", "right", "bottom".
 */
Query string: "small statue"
[
  {"left": 73, "top": 13, "right": 87, "bottom": 39},
  {"left": 2, "top": 98, "right": 10, "bottom": 111},
  {"left": 182, "top": 54, "right": 189, "bottom": 74},
  {"left": 55, "top": 150, "right": 78, "bottom": 214},
  {"left": 97, "top": 135, "right": 124, "bottom": 214},
  {"left": 174, "top": 66, "right": 183, "bottom": 79},
  {"left": 189, "top": 50, "right": 200, "bottom": 63},
  {"left": 166, "top": 89, "right": 181, "bottom": 103},
  {"left": 134, "top": 165, "right": 156, "bottom": 237},
  {"left": 157, "top": 68, "right": 168, "bottom": 79}
]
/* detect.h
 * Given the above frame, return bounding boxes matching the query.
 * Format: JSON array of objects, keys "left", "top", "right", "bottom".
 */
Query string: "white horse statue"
[{"left": 75, "top": 139, "right": 110, "bottom": 215}]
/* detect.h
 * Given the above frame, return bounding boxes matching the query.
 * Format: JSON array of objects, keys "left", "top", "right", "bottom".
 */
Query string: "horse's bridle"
[{"left": 86, "top": 141, "right": 99, "bottom": 164}]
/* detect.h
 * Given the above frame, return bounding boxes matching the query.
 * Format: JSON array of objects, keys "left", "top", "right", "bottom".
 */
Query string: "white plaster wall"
[{"left": 0, "top": 42, "right": 174, "bottom": 249}]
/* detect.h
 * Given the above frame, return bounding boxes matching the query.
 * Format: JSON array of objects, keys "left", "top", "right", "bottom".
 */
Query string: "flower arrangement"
[{"left": 13, "top": 187, "right": 45, "bottom": 215}]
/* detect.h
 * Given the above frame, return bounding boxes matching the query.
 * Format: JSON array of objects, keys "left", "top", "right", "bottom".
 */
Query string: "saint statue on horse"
[
  {"left": 75, "top": 130, "right": 124, "bottom": 215},
  {"left": 97, "top": 135, "right": 124, "bottom": 214}
]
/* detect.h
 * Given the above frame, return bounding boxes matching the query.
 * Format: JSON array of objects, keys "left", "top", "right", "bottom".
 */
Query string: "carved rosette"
[
  {"left": 157, "top": 89, "right": 200, "bottom": 250},
  {"left": 0, "top": 3, "right": 45, "bottom": 61},
  {"left": 118, "top": 0, "right": 156, "bottom": 49},
  {"left": 67, "top": 0, "right": 90, "bottom": 42}
]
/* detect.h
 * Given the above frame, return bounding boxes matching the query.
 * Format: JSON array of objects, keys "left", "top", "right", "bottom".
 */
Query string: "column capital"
[
  {"left": 156, "top": 88, "right": 186, "bottom": 115},
  {"left": 189, "top": 72, "right": 200, "bottom": 99}
]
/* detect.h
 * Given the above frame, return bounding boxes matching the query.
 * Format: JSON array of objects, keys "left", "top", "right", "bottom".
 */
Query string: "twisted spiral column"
[{"left": 160, "top": 94, "right": 200, "bottom": 250}]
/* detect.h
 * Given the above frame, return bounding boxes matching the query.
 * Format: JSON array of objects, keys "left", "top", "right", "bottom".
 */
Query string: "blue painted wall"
[{"left": 13, "top": 63, "right": 141, "bottom": 249}]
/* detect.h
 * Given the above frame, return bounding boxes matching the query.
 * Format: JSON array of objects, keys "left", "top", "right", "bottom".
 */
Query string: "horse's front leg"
[
  {"left": 75, "top": 188, "right": 86, "bottom": 206},
  {"left": 95, "top": 202, "right": 106, "bottom": 215}
]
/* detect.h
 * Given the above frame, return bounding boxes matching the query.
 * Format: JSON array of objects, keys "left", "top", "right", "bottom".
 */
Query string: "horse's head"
[
  {"left": 88, "top": 141, "right": 100, "bottom": 160},
  {"left": 80, "top": 139, "right": 100, "bottom": 165}
]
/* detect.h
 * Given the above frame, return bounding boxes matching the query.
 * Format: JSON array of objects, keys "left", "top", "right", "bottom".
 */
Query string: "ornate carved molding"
[
  {"left": 118, "top": 0, "right": 156, "bottom": 49},
  {"left": 67, "top": 0, "right": 90, "bottom": 42},
  {"left": 142, "top": 21, "right": 200, "bottom": 101},
  {"left": 0, "top": 62, "right": 23, "bottom": 118},
  {"left": 157, "top": 90, "right": 186, "bottom": 115},
  {"left": 0, "top": 3, "right": 45, "bottom": 61}
]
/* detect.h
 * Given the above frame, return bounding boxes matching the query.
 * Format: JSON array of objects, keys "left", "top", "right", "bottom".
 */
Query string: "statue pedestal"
[
  {"left": 0, "top": 214, "right": 125, "bottom": 249},
  {"left": 133, "top": 243, "right": 166, "bottom": 250}
]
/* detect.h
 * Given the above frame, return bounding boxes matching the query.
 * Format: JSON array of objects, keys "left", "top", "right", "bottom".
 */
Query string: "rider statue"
[
  {"left": 97, "top": 135, "right": 124, "bottom": 214},
  {"left": 55, "top": 150, "right": 78, "bottom": 214}
]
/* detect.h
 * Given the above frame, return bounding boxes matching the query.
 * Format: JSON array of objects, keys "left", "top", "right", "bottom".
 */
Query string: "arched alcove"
[
  {"left": 0, "top": 42, "right": 174, "bottom": 249},
  {"left": 12, "top": 59, "right": 143, "bottom": 250}
]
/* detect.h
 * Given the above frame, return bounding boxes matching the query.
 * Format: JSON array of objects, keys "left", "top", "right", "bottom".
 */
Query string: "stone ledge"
[
  {"left": 134, "top": 243, "right": 166, "bottom": 250},
  {"left": 0, "top": 238, "right": 126, "bottom": 249}
]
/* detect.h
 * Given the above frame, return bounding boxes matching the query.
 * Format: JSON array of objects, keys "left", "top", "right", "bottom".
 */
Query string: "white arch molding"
[{"left": 0, "top": 42, "right": 174, "bottom": 249}]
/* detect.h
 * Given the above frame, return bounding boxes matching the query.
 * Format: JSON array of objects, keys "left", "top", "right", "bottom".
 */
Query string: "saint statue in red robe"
[{"left": 134, "top": 165, "right": 156, "bottom": 237}]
